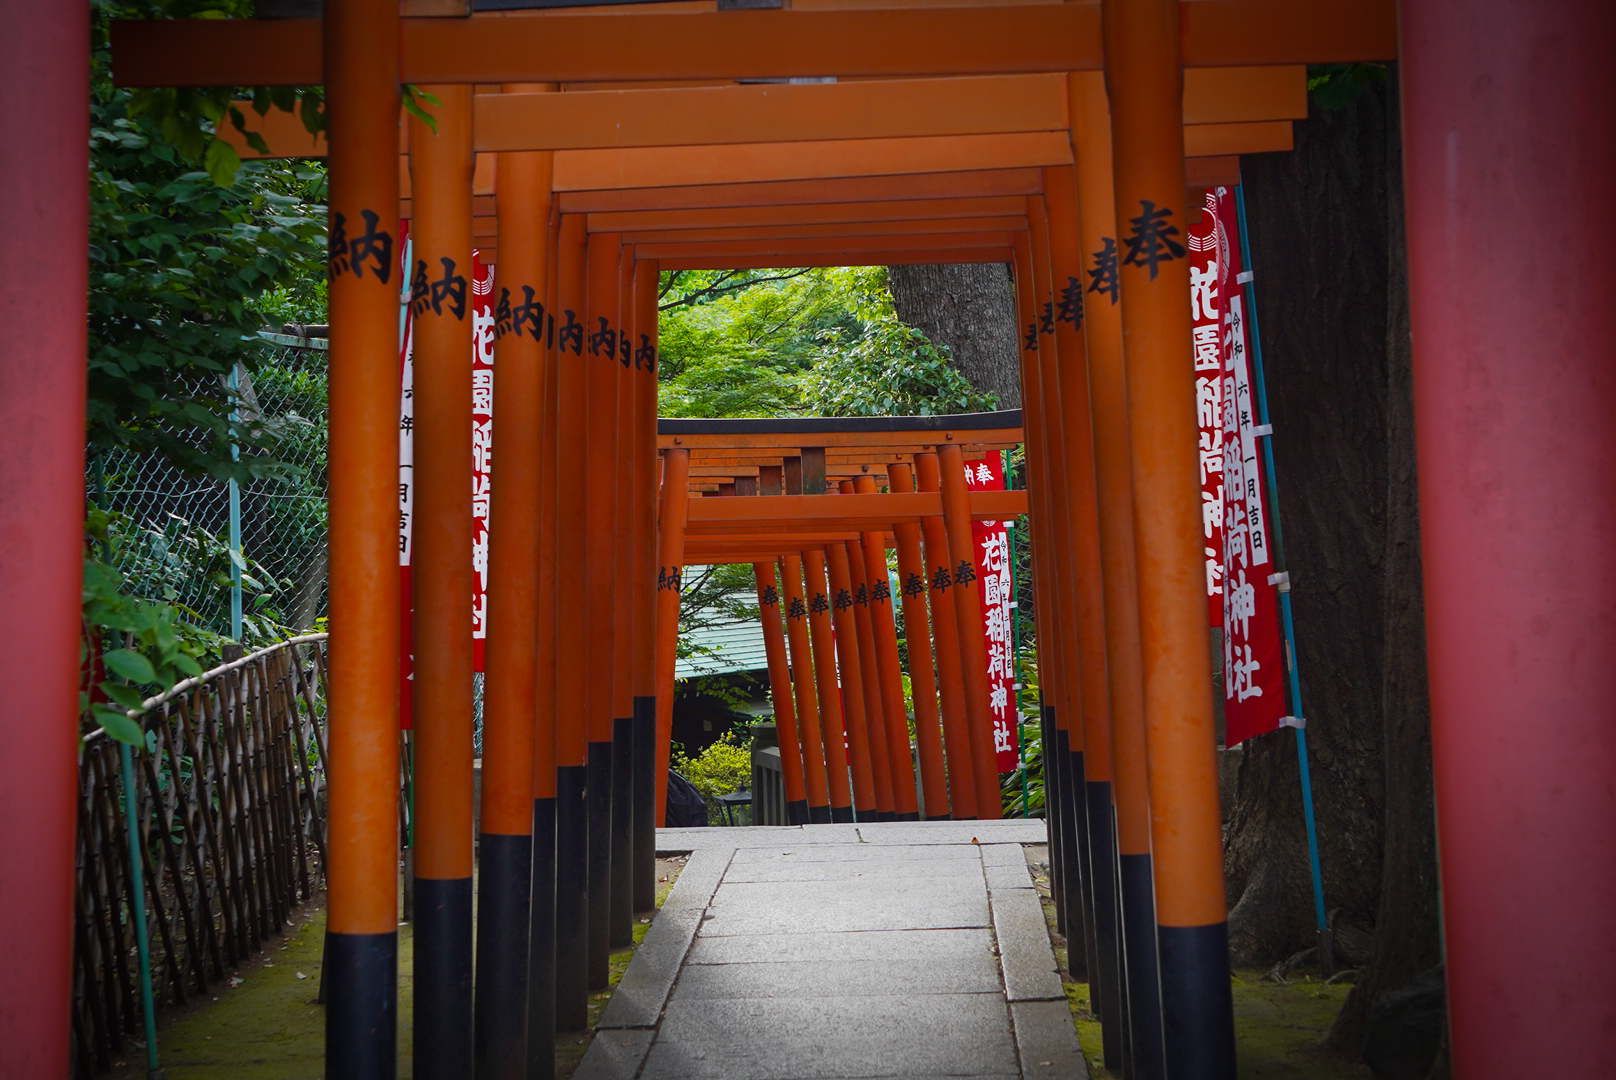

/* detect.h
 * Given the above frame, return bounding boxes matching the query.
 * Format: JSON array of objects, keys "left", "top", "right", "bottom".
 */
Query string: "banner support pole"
[{"left": 1233, "top": 182, "right": 1331, "bottom": 976}]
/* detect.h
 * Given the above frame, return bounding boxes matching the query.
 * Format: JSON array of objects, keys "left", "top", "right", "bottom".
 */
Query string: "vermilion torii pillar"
[
  {"left": 478, "top": 100, "right": 552, "bottom": 1080},
  {"left": 406, "top": 82, "right": 476, "bottom": 1080},
  {"left": 780, "top": 553, "right": 834, "bottom": 823},
  {"left": 0, "top": 4, "right": 87, "bottom": 1075},
  {"left": 322, "top": 1, "right": 402, "bottom": 1076},
  {"left": 1104, "top": 0, "right": 1235, "bottom": 1073},
  {"left": 1400, "top": 2, "right": 1616, "bottom": 1074},
  {"left": 551, "top": 212, "right": 591, "bottom": 1031}
]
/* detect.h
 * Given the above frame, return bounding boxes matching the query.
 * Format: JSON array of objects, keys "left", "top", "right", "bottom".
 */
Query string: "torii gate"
[{"left": 4, "top": 3, "right": 1613, "bottom": 1080}]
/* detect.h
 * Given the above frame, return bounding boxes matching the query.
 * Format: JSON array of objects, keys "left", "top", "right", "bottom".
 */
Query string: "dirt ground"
[
  {"left": 103, "top": 856, "right": 687, "bottom": 1080},
  {"left": 1024, "top": 844, "right": 1372, "bottom": 1080}
]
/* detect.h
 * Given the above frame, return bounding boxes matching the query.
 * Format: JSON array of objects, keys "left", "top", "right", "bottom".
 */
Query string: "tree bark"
[
  {"left": 1319, "top": 70, "right": 1442, "bottom": 1058},
  {"left": 887, "top": 263, "right": 1021, "bottom": 408},
  {"left": 1225, "top": 75, "right": 1437, "bottom": 1014}
]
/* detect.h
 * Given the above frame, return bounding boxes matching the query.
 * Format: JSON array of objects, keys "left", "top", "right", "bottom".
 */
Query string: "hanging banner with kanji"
[
  {"left": 963, "top": 451, "right": 1020, "bottom": 772},
  {"left": 1207, "top": 188, "right": 1286, "bottom": 745},
  {"left": 1189, "top": 202, "right": 1225, "bottom": 627},
  {"left": 469, "top": 253, "right": 495, "bottom": 672},
  {"left": 398, "top": 222, "right": 416, "bottom": 729}
]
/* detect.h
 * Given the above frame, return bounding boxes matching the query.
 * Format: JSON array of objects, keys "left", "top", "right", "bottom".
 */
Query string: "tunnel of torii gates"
[{"left": 2, "top": 0, "right": 1612, "bottom": 1078}]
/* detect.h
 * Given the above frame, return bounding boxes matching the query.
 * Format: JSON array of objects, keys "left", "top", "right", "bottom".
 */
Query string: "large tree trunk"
[
  {"left": 1319, "top": 71, "right": 1443, "bottom": 1062},
  {"left": 887, "top": 263, "right": 1021, "bottom": 408},
  {"left": 1225, "top": 75, "right": 1438, "bottom": 1033}
]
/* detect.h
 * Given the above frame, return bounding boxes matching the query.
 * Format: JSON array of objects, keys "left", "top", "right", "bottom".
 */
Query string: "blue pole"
[
  {"left": 1234, "top": 184, "right": 1330, "bottom": 960},
  {"left": 120, "top": 740, "right": 163, "bottom": 1077},
  {"left": 227, "top": 365, "right": 243, "bottom": 641}
]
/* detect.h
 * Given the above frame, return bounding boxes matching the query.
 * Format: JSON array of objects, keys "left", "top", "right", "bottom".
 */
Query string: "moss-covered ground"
[
  {"left": 106, "top": 857, "right": 685, "bottom": 1079},
  {"left": 1025, "top": 845, "right": 1371, "bottom": 1080}
]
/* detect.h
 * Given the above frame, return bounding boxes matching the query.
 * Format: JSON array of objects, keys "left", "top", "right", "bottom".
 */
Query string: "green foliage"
[
  {"left": 91, "top": 0, "right": 330, "bottom": 482},
  {"left": 1003, "top": 727, "right": 1044, "bottom": 817},
  {"left": 671, "top": 731, "right": 755, "bottom": 825},
  {"left": 1306, "top": 64, "right": 1388, "bottom": 111},
  {"left": 657, "top": 266, "right": 995, "bottom": 420},
  {"left": 83, "top": 512, "right": 222, "bottom": 745},
  {"left": 803, "top": 316, "right": 998, "bottom": 418}
]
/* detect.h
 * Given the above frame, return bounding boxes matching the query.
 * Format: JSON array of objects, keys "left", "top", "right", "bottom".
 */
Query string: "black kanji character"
[
  {"left": 635, "top": 334, "right": 657, "bottom": 373},
  {"left": 1039, "top": 301, "right": 1054, "bottom": 335},
  {"left": 1023, "top": 322, "right": 1039, "bottom": 352},
  {"left": 954, "top": 560, "right": 977, "bottom": 586},
  {"left": 338, "top": 209, "right": 392, "bottom": 283},
  {"left": 329, "top": 212, "right": 350, "bottom": 278},
  {"left": 853, "top": 583, "right": 868, "bottom": 606},
  {"left": 494, "top": 287, "right": 514, "bottom": 338},
  {"left": 1057, "top": 275, "right": 1083, "bottom": 327},
  {"left": 1087, "top": 238, "right": 1119, "bottom": 304},
  {"left": 588, "top": 317, "right": 617, "bottom": 359},
  {"left": 760, "top": 584, "right": 779, "bottom": 607},
  {"left": 788, "top": 596, "right": 807, "bottom": 620},
  {"left": 871, "top": 579, "right": 890, "bottom": 603},
  {"left": 809, "top": 592, "right": 830, "bottom": 616},
  {"left": 400, "top": 415, "right": 414, "bottom": 432},
  {"left": 409, "top": 258, "right": 430, "bottom": 314},
  {"left": 931, "top": 565, "right": 953, "bottom": 590},
  {"left": 430, "top": 257, "right": 467, "bottom": 319},
  {"left": 1121, "top": 200, "right": 1186, "bottom": 281},
  {"left": 834, "top": 588, "right": 852, "bottom": 613},
  {"left": 903, "top": 572, "right": 926, "bottom": 598},
  {"left": 512, "top": 286, "right": 546, "bottom": 341},
  {"left": 558, "top": 310, "right": 584, "bottom": 355},
  {"left": 657, "top": 565, "right": 683, "bottom": 592}
]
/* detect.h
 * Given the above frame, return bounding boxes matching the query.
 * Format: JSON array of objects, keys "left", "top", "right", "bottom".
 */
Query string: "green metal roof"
[{"left": 675, "top": 616, "right": 769, "bottom": 680}]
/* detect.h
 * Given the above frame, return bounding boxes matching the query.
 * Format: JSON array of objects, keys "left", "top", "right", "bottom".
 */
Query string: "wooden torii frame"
[
  {"left": 651, "top": 412, "right": 1026, "bottom": 829},
  {"left": 6, "top": 4, "right": 1609, "bottom": 1080}
]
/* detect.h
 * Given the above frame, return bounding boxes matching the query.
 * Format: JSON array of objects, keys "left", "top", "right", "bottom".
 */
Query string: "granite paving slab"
[
  {"left": 575, "top": 822, "right": 1078, "bottom": 1079},
  {"left": 643, "top": 995, "right": 1019, "bottom": 1080},
  {"left": 685, "top": 927, "right": 996, "bottom": 966}
]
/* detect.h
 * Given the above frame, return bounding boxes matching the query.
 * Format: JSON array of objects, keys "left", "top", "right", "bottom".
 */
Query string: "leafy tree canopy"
[
  {"left": 90, "top": 0, "right": 330, "bottom": 483},
  {"left": 656, "top": 265, "right": 997, "bottom": 420}
]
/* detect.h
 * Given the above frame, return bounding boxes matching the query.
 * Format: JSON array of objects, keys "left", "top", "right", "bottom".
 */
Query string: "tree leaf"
[
  {"left": 95, "top": 709, "right": 147, "bottom": 746},
  {"left": 102, "top": 648, "right": 157, "bottom": 684}
]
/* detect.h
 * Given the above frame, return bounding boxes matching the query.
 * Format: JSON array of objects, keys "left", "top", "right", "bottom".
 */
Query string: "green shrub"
[{"left": 671, "top": 730, "right": 754, "bottom": 825}]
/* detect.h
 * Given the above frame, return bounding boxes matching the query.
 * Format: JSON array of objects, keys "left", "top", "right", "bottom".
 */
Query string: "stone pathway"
[{"left": 579, "top": 819, "right": 1086, "bottom": 1080}]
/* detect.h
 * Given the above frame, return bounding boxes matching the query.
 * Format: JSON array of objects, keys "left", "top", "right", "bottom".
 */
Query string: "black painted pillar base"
[
  {"left": 475, "top": 833, "right": 532, "bottom": 1080},
  {"left": 414, "top": 876, "right": 473, "bottom": 1080},
  {"left": 874, "top": 809, "right": 896, "bottom": 822},
  {"left": 830, "top": 805, "right": 855, "bottom": 823},
  {"left": 1066, "top": 744, "right": 1096, "bottom": 986},
  {"left": 785, "top": 799, "right": 809, "bottom": 825},
  {"left": 1086, "top": 783, "right": 1126, "bottom": 1073},
  {"left": 528, "top": 797, "right": 557, "bottom": 1080},
  {"left": 895, "top": 811, "right": 920, "bottom": 822},
  {"left": 554, "top": 765, "right": 589, "bottom": 1032},
  {"left": 326, "top": 930, "right": 397, "bottom": 1080},
  {"left": 609, "top": 717, "right": 635, "bottom": 948},
  {"left": 1047, "top": 709, "right": 1067, "bottom": 939},
  {"left": 1119, "top": 852, "right": 1167, "bottom": 1080},
  {"left": 631, "top": 698, "right": 657, "bottom": 912},
  {"left": 807, "top": 803, "right": 832, "bottom": 824},
  {"left": 585, "top": 741, "right": 612, "bottom": 991},
  {"left": 1158, "top": 922, "right": 1237, "bottom": 1080}
]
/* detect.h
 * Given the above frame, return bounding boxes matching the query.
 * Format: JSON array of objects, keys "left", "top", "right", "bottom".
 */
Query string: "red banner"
[
  {"left": 470, "top": 254, "right": 495, "bottom": 672},
  {"left": 398, "top": 237, "right": 496, "bottom": 728},
  {"left": 963, "top": 451, "right": 1020, "bottom": 772},
  {"left": 1206, "top": 188, "right": 1286, "bottom": 746},
  {"left": 1189, "top": 202, "right": 1226, "bottom": 627}
]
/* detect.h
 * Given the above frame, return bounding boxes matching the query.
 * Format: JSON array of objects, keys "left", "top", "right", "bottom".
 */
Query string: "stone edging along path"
[{"left": 576, "top": 819, "right": 1087, "bottom": 1080}]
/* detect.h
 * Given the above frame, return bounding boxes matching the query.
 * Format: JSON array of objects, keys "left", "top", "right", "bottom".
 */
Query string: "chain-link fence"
[{"left": 91, "top": 332, "right": 330, "bottom": 640}]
